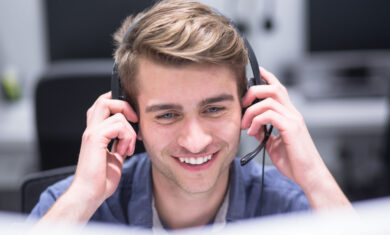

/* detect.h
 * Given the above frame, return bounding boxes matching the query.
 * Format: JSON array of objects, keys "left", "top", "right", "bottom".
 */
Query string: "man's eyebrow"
[
  {"left": 199, "top": 94, "right": 234, "bottom": 106},
  {"left": 145, "top": 94, "right": 234, "bottom": 113},
  {"left": 145, "top": 104, "right": 183, "bottom": 113}
]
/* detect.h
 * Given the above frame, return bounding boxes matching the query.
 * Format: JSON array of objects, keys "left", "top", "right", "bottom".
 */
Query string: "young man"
[{"left": 30, "top": 0, "right": 351, "bottom": 230}]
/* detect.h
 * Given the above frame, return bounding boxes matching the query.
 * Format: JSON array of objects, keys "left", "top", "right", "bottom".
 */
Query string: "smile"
[{"left": 178, "top": 155, "right": 213, "bottom": 165}]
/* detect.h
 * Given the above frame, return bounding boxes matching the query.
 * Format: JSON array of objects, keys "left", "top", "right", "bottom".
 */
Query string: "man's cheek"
[
  {"left": 212, "top": 119, "right": 241, "bottom": 141},
  {"left": 143, "top": 125, "right": 177, "bottom": 150}
]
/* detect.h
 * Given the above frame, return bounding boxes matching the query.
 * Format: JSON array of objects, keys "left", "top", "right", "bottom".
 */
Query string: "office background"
[{"left": 0, "top": 0, "right": 389, "bottom": 212}]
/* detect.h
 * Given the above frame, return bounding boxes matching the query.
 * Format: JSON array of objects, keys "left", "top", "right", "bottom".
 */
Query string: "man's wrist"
[
  {"left": 66, "top": 182, "right": 105, "bottom": 211},
  {"left": 300, "top": 168, "right": 351, "bottom": 210}
]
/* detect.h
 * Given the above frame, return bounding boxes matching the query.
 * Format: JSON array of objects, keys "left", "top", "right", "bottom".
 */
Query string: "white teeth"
[{"left": 178, "top": 154, "right": 213, "bottom": 165}]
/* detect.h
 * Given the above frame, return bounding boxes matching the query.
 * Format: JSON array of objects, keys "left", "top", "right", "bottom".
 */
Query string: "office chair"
[
  {"left": 35, "top": 60, "right": 145, "bottom": 170},
  {"left": 20, "top": 165, "right": 76, "bottom": 214}
]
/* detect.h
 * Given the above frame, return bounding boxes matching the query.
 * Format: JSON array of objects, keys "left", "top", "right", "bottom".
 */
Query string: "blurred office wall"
[
  {"left": 0, "top": 0, "right": 47, "bottom": 96},
  {"left": 0, "top": 0, "right": 305, "bottom": 92}
]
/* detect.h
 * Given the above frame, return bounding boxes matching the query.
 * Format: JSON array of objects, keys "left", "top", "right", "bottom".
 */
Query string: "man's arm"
[
  {"left": 241, "top": 67, "right": 351, "bottom": 210},
  {"left": 36, "top": 92, "right": 138, "bottom": 225}
]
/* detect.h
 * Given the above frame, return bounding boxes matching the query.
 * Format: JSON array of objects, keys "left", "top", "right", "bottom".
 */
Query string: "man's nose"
[{"left": 177, "top": 118, "right": 212, "bottom": 154}]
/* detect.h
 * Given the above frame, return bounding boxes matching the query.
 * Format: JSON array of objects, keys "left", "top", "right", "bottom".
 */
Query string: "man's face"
[{"left": 136, "top": 57, "right": 242, "bottom": 194}]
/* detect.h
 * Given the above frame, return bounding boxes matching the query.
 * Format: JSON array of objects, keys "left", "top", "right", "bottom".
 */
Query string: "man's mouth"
[
  {"left": 173, "top": 152, "right": 219, "bottom": 171},
  {"left": 178, "top": 154, "right": 213, "bottom": 165}
]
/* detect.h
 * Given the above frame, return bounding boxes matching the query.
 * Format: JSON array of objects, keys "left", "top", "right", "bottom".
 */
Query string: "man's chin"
[{"left": 176, "top": 181, "right": 217, "bottom": 195}]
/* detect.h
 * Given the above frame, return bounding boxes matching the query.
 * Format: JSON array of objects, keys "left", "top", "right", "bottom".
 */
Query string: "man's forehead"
[
  {"left": 135, "top": 57, "right": 240, "bottom": 107},
  {"left": 137, "top": 56, "right": 236, "bottom": 80}
]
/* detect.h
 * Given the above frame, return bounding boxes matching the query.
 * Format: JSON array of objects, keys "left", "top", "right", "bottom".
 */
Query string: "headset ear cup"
[
  {"left": 241, "top": 76, "right": 256, "bottom": 117},
  {"left": 241, "top": 107, "right": 246, "bottom": 117},
  {"left": 111, "top": 63, "right": 121, "bottom": 100},
  {"left": 131, "top": 122, "right": 139, "bottom": 136}
]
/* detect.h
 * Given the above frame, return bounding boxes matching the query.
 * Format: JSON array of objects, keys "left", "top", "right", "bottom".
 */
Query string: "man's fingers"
[
  {"left": 246, "top": 110, "right": 286, "bottom": 137},
  {"left": 110, "top": 139, "right": 119, "bottom": 153},
  {"left": 126, "top": 137, "right": 136, "bottom": 157},
  {"left": 241, "top": 98, "right": 291, "bottom": 130},
  {"left": 108, "top": 114, "right": 136, "bottom": 156},
  {"left": 107, "top": 149, "right": 125, "bottom": 171},
  {"left": 242, "top": 83, "right": 290, "bottom": 106},
  {"left": 260, "top": 67, "right": 282, "bottom": 86},
  {"left": 241, "top": 67, "right": 286, "bottom": 108},
  {"left": 86, "top": 113, "right": 137, "bottom": 157},
  {"left": 87, "top": 95, "right": 138, "bottom": 127},
  {"left": 87, "top": 92, "right": 113, "bottom": 120}
]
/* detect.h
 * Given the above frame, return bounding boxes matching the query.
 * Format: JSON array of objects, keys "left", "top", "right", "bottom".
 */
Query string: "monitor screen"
[
  {"left": 307, "top": 0, "right": 390, "bottom": 52},
  {"left": 45, "top": 0, "right": 154, "bottom": 61}
]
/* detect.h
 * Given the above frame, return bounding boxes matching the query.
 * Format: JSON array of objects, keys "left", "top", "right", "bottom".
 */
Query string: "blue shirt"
[{"left": 29, "top": 152, "right": 310, "bottom": 228}]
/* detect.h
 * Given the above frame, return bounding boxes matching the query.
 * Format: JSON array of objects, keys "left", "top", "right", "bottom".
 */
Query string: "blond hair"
[{"left": 113, "top": 0, "right": 248, "bottom": 109}]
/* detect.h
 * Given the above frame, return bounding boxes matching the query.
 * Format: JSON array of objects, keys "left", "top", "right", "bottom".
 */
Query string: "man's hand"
[
  {"left": 39, "top": 92, "right": 138, "bottom": 224},
  {"left": 241, "top": 68, "right": 352, "bottom": 210}
]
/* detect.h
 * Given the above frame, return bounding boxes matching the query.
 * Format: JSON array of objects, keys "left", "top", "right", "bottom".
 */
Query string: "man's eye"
[
  {"left": 205, "top": 106, "right": 225, "bottom": 114},
  {"left": 156, "top": 113, "right": 176, "bottom": 119},
  {"left": 155, "top": 112, "right": 181, "bottom": 124}
]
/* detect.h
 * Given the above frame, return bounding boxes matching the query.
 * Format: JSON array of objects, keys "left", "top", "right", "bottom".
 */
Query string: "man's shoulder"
[
  {"left": 27, "top": 174, "right": 74, "bottom": 219},
  {"left": 28, "top": 152, "right": 151, "bottom": 220},
  {"left": 236, "top": 158, "right": 300, "bottom": 191},
  {"left": 42, "top": 152, "right": 150, "bottom": 197},
  {"left": 119, "top": 152, "right": 151, "bottom": 186},
  {"left": 231, "top": 158, "right": 310, "bottom": 215},
  {"left": 42, "top": 174, "right": 74, "bottom": 199}
]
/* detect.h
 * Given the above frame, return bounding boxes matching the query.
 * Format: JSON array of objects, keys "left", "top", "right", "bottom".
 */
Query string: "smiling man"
[{"left": 30, "top": 0, "right": 352, "bottom": 230}]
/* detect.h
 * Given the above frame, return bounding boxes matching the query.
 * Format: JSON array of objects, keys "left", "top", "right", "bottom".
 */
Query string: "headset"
[
  {"left": 111, "top": 12, "right": 273, "bottom": 162},
  {"left": 111, "top": 11, "right": 273, "bottom": 213}
]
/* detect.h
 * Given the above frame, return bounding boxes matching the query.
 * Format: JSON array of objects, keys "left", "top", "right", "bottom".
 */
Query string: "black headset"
[{"left": 111, "top": 12, "right": 273, "bottom": 167}]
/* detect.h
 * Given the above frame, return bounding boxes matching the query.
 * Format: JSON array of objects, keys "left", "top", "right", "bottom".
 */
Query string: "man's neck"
[{"left": 152, "top": 168, "right": 230, "bottom": 230}]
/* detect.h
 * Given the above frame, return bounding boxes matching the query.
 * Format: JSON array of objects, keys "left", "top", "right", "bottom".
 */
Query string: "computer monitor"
[
  {"left": 307, "top": 0, "right": 390, "bottom": 53},
  {"left": 44, "top": 0, "right": 154, "bottom": 61},
  {"left": 302, "top": 0, "right": 390, "bottom": 99}
]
